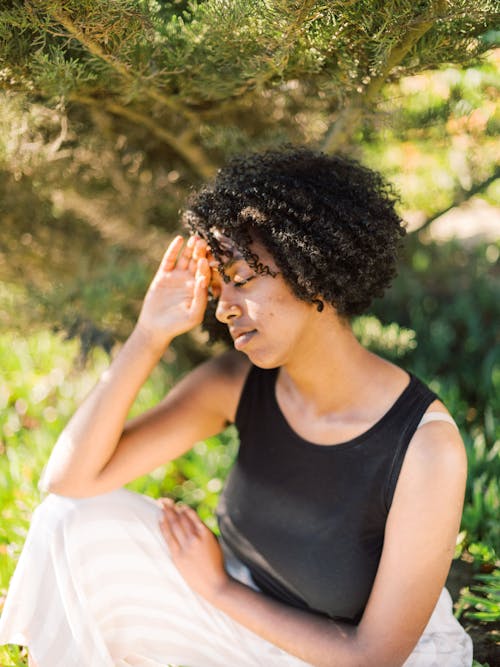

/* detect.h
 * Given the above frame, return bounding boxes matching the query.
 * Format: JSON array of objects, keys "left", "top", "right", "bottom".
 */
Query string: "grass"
[
  {"left": 0, "top": 330, "right": 237, "bottom": 666},
  {"left": 0, "top": 329, "right": 497, "bottom": 666}
]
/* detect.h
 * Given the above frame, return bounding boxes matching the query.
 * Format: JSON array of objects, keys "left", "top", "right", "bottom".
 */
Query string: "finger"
[
  {"left": 196, "top": 256, "right": 210, "bottom": 282},
  {"left": 189, "top": 240, "right": 207, "bottom": 274},
  {"left": 180, "top": 505, "right": 206, "bottom": 537},
  {"left": 167, "top": 510, "right": 189, "bottom": 545},
  {"left": 157, "top": 236, "right": 184, "bottom": 275},
  {"left": 176, "top": 235, "right": 197, "bottom": 271},
  {"left": 160, "top": 503, "right": 191, "bottom": 545},
  {"left": 175, "top": 504, "right": 202, "bottom": 539},
  {"left": 192, "top": 238, "right": 207, "bottom": 262},
  {"left": 177, "top": 503, "right": 201, "bottom": 526},
  {"left": 159, "top": 511, "right": 181, "bottom": 553},
  {"left": 209, "top": 267, "right": 222, "bottom": 299},
  {"left": 189, "top": 258, "right": 210, "bottom": 319},
  {"left": 167, "top": 504, "right": 200, "bottom": 547},
  {"left": 206, "top": 249, "right": 218, "bottom": 269}
]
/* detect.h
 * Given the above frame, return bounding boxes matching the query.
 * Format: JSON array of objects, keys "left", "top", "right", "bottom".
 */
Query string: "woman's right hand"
[{"left": 135, "top": 235, "right": 211, "bottom": 350}]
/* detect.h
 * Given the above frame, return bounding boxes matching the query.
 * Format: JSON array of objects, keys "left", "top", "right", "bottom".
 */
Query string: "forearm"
[
  {"left": 211, "top": 579, "right": 365, "bottom": 667},
  {"left": 41, "top": 325, "right": 169, "bottom": 495}
]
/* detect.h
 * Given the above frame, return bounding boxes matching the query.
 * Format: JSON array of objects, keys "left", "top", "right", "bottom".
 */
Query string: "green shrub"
[
  {"left": 371, "top": 238, "right": 500, "bottom": 554},
  {"left": 1, "top": 235, "right": 498, "bottom": 662},
  {"left": 459, "top": 568, "right": 500, "bottom": 623}
]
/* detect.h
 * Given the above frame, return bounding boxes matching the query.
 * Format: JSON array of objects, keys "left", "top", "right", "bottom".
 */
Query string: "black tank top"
[{"left": 217, "top": 365, "right": 437, "bottom": 624}]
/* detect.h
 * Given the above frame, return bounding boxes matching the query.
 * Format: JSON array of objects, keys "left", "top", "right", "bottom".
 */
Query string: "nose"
[{"left": 215, "top": 286, "right": 243, "bottom": 324}]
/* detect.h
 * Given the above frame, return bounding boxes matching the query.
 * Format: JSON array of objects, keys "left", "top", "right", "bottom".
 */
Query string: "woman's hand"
[
  {"left": 136, "top": 235, "right": 210, "bottom": 350},
  {"left": 158, "top": 498, "right": 231, "bottom": 602}
]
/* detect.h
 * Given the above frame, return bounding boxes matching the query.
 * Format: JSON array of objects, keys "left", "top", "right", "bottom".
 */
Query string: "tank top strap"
[
  {"left": 417, "top": 412, "right": 458, "bottom": 430},
  {"left": 235, "top": 366, "right": 440, "bottom": 513},
  {"left": 235, "top": 364, "right": 277, "bottom": 434},
  {"left": 384, "top": 374, "right": 438, "bottom": 510}
]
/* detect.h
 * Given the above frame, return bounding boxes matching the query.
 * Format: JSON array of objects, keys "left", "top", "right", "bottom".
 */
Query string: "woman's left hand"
[{"left": 158, "top": 498, "right": 231, "bottom": 602}]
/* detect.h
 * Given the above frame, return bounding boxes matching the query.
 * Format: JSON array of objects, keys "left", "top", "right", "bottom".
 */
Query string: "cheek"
[
  {"left": 246, "top": 299, "right": 295, "bottom": 329},
  {"left": 245, "top": 282, "right": 308, "bottom": 324},
  {"left": 245, "top": 299, "right": 264, "bottom": 321}
]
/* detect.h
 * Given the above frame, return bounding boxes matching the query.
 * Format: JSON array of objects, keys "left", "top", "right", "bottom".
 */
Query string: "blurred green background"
[{"left": 1, "top": 2, "right": 499, "bottom": 665}]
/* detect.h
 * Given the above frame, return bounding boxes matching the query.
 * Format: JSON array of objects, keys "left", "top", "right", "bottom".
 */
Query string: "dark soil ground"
[{"left": 447, "top": 559, "right": 500, "bottom": 666}]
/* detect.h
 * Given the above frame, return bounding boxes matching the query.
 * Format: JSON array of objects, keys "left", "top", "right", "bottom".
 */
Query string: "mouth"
[{"left": 231, "top": 329, "right": 257, "bottom": 350}]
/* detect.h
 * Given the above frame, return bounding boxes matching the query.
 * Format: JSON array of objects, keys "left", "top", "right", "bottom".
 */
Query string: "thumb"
[{"left": 189, "top": 258, "right": 209, "bottom": 319}]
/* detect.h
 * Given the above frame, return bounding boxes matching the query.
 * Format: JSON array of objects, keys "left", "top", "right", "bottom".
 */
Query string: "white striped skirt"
[{"left": 0, "top": 489, "right": 472, "bottom": 667}]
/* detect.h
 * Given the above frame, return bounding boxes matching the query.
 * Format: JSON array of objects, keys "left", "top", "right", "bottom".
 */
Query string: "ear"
[{"left": 312, "top": 298, "right": 324, "bottom": 312}]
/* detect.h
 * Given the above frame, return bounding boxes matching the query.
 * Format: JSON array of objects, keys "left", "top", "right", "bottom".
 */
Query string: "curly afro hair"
[{"left": 183, "top": 147, "right": 405, "bottom": 343}]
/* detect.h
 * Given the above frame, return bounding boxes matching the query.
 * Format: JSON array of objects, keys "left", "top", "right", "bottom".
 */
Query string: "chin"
[
  {"left": 244, "top": 348, "right": 285, "bottom": 369},
  {"left": 251, "top": 359, "right": 281, "bottom": 370}
]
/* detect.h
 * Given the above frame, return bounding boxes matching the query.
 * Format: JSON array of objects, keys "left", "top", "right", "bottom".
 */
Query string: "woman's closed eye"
[
  {"left": 233, "top": 276, "right": 255, "bottom": 288},
  {"left": 208, "top": 274, "right": 254, "bottom": 298}
]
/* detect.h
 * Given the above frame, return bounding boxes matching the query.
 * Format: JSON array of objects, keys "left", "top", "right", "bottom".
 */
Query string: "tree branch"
[
  {"left": 320, "top": 4, "right": 442, "bottom": 153},
  {"left": 208, "top": 1, "right": 319, "bottom": 105},
  {"left": 41, "top": 5, "right": 216, "bottom": 179},
  {"left": 74, "top": 95, "right": 215, "bottom": 180},
  {"left": 409, "top": 167, "right": 500, "bottom": 235},
  {"left": 44, "top": 4, "right": 197, "bottom": 123}
]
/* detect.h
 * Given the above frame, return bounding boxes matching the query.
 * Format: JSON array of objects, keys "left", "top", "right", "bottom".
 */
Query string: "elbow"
[
  {"left": 329, "top": 655, "right": 401, "bottom": 667},
  {"left": 40, "top": 480, "right": 101, "bottom": 499},
  {"left": 328, "top": 631, "right": 404, "bottom": 667},
  {"left": 39, "top": 474, "right": 77, "bottom": 498},
  {"left": 39, "top": 467, "right": 99, "bottom": 499},
  {"left": 39, "top": 464, "right": 63, "bottom": 495},
  {"left": 39, "top": 461, "right": 70, "bottom": 496},
  {"left": 344, "top": 641, "right": 407, "bottom": 667},
  {"left": 40, "top": 440, "right": 100, "bottom": 497}
]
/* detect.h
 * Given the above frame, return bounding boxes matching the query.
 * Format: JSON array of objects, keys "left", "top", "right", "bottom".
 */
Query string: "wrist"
[
  {"left": 129, "top": 323, "right": 173, "bottom": 357},
  {"left": 207, "top": 574, "right": 239, "bottom": 608}
]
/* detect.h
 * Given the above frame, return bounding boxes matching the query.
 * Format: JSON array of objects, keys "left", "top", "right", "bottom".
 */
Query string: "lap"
[
  {"left": 1, "top": 489, "right": 310, "bottom": 667},
  {"left": 51, "top": 490, "right": 472, "bottom": 667},
  {"left": 1, "top": 489, "right": 472, "bottom": 666}
]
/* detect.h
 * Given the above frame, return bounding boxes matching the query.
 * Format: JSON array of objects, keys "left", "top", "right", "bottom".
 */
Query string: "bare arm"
[
  {"left": 41, "top": 325, "right": 172, "bottom": 496},
  {"left": 41, "top": 235, "right": 246, "bottom": 497},
  {"left": 160, "top": 410, "right": 467, "bottom": 667}
]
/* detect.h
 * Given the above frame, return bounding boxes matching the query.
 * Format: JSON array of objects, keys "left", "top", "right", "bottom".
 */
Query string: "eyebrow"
[
  {"left": 209, "top": 253, "right": 245, "bottom": 271},
  {"left": 222, "top": 257, "right": 239, "bottom": 270}
]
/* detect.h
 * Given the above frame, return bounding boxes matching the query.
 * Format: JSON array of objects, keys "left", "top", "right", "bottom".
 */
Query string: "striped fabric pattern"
[{"left": 0, "top": 489, "right": 472, "bottom": 667}]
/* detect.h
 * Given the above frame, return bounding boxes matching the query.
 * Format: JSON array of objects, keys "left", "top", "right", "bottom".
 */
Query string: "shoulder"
[
  {"left": 206, "top": 349, "right": 252, "bottom": 391},
  {"left": 209, "top": 348, "right": 252, "bottom": 379},
  {"left": 410, "top": 399, "right": 466, "bottom": 468},
  {"left": 177, "top": 350, "right": 251, "bottom": 424},
  {"left": 363, "top": 400, "right": 468, "bottom": 664},
  {"left": 396, "top": 398, "right": 467, "bottom": 503},
  {"left": 207, "top": 350, "right": 252, "bottom": 424}
]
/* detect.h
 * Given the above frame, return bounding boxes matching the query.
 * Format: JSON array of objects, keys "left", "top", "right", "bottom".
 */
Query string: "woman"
[{"left": 0, "top": 149, "right": 472, "bottom": 666}]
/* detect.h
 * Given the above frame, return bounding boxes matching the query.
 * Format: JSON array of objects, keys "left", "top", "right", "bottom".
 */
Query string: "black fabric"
[{"left": 217, "top": 365, "right": 437, "bottom": 624}]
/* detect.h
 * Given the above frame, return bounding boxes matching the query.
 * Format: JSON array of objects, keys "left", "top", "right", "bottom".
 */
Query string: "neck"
[{"left": 279, "top": 310, "right": 388, "bottom": 415}]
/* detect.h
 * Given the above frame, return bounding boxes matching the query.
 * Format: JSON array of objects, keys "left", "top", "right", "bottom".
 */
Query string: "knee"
[
  {"left": 30, "top": 490, "right": 121, "bottom": 537},
  {"left": 30, "top": 493, "right": 87, "bottom": 539}
]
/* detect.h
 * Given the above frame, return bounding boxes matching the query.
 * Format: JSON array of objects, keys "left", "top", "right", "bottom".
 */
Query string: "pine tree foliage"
[
  {"left": 1, "top": 1, "right": 498, "bottom": 174},
  {"left": 0, "top": 1, "right": 498, "bottom": 342}
]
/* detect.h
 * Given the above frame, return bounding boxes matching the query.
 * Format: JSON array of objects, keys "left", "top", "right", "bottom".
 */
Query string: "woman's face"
[{"left": 209, "top": 238, "right": 316, "bottom": 368}]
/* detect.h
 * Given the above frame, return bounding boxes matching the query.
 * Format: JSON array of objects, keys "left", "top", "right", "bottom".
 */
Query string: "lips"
[{"left": 230, "top": 329, "right": 257, "bottom": 350}]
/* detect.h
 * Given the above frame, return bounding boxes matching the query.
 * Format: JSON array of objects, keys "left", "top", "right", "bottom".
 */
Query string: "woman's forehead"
[
  {"left": 207, "top": 228, "right": 279, "bottom": 276},
  {"left": 207, "top": 244, "right": 244, "bottom": 272},
  {"left": 210, "top": 230, "right": 238, "bottom": 255},
  {"left": 208, "top": 231, "right": 249, "bottom": 268}
]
